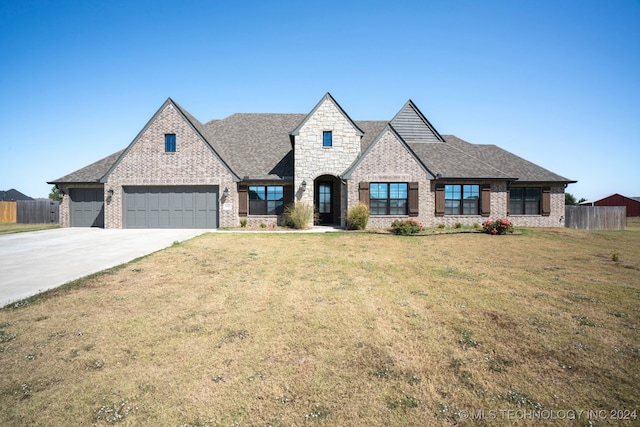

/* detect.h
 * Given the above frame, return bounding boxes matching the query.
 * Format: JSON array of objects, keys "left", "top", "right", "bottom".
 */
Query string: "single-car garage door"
[
  {"left": 123, "top": 186, "right": 218, "bottom": 229},
  {"left": 70, "top": 188, "right": 104, "bottom": 227}
]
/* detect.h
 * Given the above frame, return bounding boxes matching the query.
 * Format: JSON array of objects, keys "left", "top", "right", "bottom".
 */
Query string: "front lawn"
[{"left": 1, "top": 229, "right": 638, "bottom": 425}]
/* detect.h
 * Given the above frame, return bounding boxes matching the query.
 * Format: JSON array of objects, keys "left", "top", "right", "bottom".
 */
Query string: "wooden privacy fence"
[
  {"left": 565, "top": 206, "right": 626, "bottom": 230},
  {"left": 0, "top": 201, "right": 17, "bottom": 222},
  {"left": 0, "top": 200, "right": 59, "bottom": 224}
]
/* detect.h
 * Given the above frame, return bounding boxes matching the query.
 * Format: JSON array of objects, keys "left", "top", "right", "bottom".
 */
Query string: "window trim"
[
  {"left": 322, "top": 131, "right": 332, "bottom": 147},
  {"left": 248, "top": 185, "right": 284, "bottom": 216},
  {"left": 164, "top": 134, "right": 176, "bottom": 152},
  {"left": 444, "top": 184, "right": 480, "bottom": 216},
  {"left": 508, "top": 186, "right": 549, "bottom": 216},
  {"left": 369, "top": 182, "right": 408, "bottom": 216}
]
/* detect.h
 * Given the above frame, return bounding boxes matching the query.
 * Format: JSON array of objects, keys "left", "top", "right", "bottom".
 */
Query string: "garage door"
[
  {"left": 123, "top": 186, "right": 218, "bottom": 229},
  {"left": 70, "top": 188, "right": 104, "bottom": 227}
]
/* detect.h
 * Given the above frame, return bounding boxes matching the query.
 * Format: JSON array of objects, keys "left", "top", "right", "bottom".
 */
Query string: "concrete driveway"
[{"left": 0, "top": 228, "right": 211, "bottom": 307}]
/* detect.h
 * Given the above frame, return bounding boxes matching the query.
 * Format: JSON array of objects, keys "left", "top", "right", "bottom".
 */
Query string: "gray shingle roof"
[
  {"left": 443, "top": 135, "right": 574, "bottom": 182},
  {"left": 49, "top": 150, "right": 124, "bottom": 184},
  {"left": 50, "top": 101, "right": 574, "bottom": 185},
  {"left": 203, "top": 113, "right": 306, "bottom": 180}
]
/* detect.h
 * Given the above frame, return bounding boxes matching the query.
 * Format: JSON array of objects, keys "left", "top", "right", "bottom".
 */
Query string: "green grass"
[
  {"left": 0, "top": 223, "right": 59, "bottom": 235},
  {"left": 0, "top": 228, "right": 639, "bottom": 426}
]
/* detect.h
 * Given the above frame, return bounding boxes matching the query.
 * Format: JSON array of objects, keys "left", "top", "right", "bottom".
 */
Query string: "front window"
[
  {"left": 323, "top": 131, "right": 332, "bottom": 147},
  {"left": 510, "top": 187, "right": 540, "bottom": 215},
  {"left": 370, "top": 183, "right": 408, "bottom": 215},
  {"left": 165, "top": 134, "right": 176, "bottom": 152},
  {"left": 445, "top": 184, "right": 479, "bottom": 215},
  {"left": 249, "top": 186, "right": 284, "bottom": 215}
]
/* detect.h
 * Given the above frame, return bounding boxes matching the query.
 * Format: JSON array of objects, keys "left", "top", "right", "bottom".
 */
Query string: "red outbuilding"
[{"left": 580, "top": 193, "right": 640, "bottom": 217}]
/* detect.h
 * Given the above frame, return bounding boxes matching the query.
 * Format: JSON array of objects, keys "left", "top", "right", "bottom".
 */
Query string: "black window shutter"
[
  {"left": 238, "top": 185, "right": 248, "bottom": 217},
  {"left": 435, "top": 183, "right": 445, "bottom": 216},
  {"left": 359, "top": 182, "right": 370, "bottom": 206},
  {"left": 481, "top": 184, "right": 491, "bottom": 217},
  {"left": 541, "top": 187, "right": 551, "bottom": 216},
  {"left": 408, "top": 182, "right": 419, "bottom": 217}
]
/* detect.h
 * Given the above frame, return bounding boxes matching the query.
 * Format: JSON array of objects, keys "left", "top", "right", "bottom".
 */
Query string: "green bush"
[
  {"left": 390, "top": 219, "right": 423, "bottom": 235},
  {"left": 346, "top": 202, "right": 370, "bottom": 230},
  {"left": 240, "top": 218, "right": 247, "bottom": 228},
  {"left": 285, "top": 202, "right": 314, "bottom": 229}
]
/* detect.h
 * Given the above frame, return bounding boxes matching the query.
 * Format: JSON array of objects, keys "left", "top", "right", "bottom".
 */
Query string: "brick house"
[{"left": 49, "top": 93, "right": 575, "bottom": 229}]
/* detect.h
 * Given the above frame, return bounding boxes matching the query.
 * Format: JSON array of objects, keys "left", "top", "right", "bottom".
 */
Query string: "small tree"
[
  {"left": 565, "top": 192, "right": 577, "bottom": 205},
  {"left": 49, "top": 185, "right": 60, "bottom": 201}
]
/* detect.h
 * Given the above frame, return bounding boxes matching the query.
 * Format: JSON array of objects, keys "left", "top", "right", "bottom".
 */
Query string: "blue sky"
[{"left": 1, "top": 0, "right": 638, "bottom": 200}]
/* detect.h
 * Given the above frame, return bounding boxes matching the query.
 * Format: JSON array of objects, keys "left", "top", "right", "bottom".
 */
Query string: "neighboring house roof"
[
  {"left": 580, "top": 193, "right": 640, "bottom": 205},
  {"left": 49, "top": 97, "right": 575, "bottom": 185},
  {"left": 0, "top": 189, "right": 33, "bottom": 201}
]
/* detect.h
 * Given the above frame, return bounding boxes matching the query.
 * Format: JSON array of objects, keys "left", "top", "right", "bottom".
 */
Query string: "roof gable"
[
  {"left": 390, "top": 100, "right": 445, "bottom": 143},
  {"left": 342, "top": 124, "right": 435, "bottom": 179},
  {"left": 100, "top": 98, "right": 239, "bottom": 182},
  {"left": 290, "top": 93, "right": 364, "bottom": 137}
]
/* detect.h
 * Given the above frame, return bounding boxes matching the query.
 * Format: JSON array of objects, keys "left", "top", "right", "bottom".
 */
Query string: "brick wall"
[
  {"left": 347, "top": 128, "right": 433, "bottom": 229},
  {"left": 104, "top": 103, "right": 237, "bottom": 228}
]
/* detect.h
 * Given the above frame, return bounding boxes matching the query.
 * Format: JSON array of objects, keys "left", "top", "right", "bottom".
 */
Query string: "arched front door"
[{"left": 314, "top": 175, "right": 340, "bottom": 225}]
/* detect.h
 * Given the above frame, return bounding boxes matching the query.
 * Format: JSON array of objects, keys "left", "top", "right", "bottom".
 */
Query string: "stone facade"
[
  {"left": 293, "top": 96, "right": 362, "bottom": 224},
  {"left": 103, "top": 103, "right": 237, "bottom": 229}
]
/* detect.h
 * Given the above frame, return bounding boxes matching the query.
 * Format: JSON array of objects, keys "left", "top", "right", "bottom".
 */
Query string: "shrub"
[
  {"left": 437, "top": 223, "right": 445, "bottom": 229},
  {"left": 346, "top": 202, "right": 370, "bottom": 230},
  {"left": 284, "top": 202, "right": 314, "bottom": 229},
  {"left": 240, "top": 218, "right": 247, "bottom": 228},
  {"left": 481, "top": 218, "right": 513, "bottom": 235},
  {"left": 391, "top": 219, "right": 423, "bottom": 235},
  {"left": 454, "top": 222, "right": 462, "bottom": 229}
]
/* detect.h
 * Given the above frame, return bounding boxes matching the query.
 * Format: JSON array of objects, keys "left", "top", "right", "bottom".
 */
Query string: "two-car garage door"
[{"left": 123, "top": 186, "right": 218, "bottom": 229}]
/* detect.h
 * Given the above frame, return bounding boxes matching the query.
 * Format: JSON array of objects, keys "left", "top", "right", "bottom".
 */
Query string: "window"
[
  {"left": 248, "top": 186, "right": 284, "bottom": 215},
  {"left": 323, "top": 131, "right": 332, "bottom": 147},
  {"left": 318, "top": 183, "right": 331, "bottom": 214},
  {"left": 165, "top": 134, "right": 176, "bottom": 152},
  {"left": 445, "top": 184, "right": 480, "bottom": 215},
  {"left": 510, "top": 187, "right": 540, "bottom": 215},
  {"left": 370, "top": 183, "right": 408, "bottom": 215}
]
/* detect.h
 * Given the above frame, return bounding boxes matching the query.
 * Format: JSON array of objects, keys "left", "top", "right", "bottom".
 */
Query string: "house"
[
  {"left": 0, "top": 189, "right": 33, "bottom": 202},
  {"left": 579, "top": 194, "right": 640, "bottom": 217},
  {"left": 49, "top": 93, "right": 575, "bottom": 229}
]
